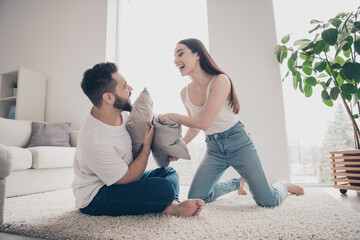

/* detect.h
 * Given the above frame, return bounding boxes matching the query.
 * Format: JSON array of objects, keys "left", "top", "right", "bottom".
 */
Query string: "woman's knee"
[{"left": 255, "top": 197, "right": 281, "bottom": 208}]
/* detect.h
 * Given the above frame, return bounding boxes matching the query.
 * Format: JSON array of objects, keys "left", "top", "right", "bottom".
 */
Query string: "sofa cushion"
[
  {"left": 8, "top": 146, "right": 32, "bottom": 171},
  {"left": 0, "top": 143, "right": 12, "bottom": 178},
  {"left": 28, "top": 122, "right": 72, "bottom": 147},
  {"left": 151, "top": 115, "right": 191, "bottom": 167},
  {"left": 28, "top": 147, "right": 76, "bottom": 169},
  {"left": 0, "top": 117, "right": 32, "bottom": 147}
]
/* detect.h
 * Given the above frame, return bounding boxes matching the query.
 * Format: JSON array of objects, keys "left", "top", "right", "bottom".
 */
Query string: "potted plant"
[
  {"left": 10, "top": 81, "right": 17, "bottom": 96},
  {"left": 274, "top": 6, "right": 360, "bottom": 193}
]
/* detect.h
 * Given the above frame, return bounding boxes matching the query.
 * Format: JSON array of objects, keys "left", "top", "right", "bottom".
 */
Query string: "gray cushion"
[
  {"left": 27, "top": 122, "right": 72, "bottom": 147},
  {"left": 0, "top": 143, "right": 12, "bottom": 178},
  {"left": 151, "top": 115, "right": 191, "bottom": 167},
  {"left": 126, "top": 88, "right": 154, "bottom": 159}
]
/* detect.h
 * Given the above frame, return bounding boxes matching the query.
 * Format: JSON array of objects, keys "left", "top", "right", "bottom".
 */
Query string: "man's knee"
[{"left": 148, "top": 178, "right": 175, "bottom": 202}]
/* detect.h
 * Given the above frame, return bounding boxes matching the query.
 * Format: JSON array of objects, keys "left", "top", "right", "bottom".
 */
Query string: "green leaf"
[
  {"left": 310, "top": 19, "right": 322, "bottom": 24},
  {"left": 322, "top": 98, "right": 334, "bottom": 107},
  {"left": 355, "top": 39, "right": 360, "bottom": 55},
  {"left": 313, "top": 40, "right": 325, "bottom": 54},
  {"left": 326, "top": 78, "right": 332, "bottom": 87},
  {"left": 336, "top": 71, "right": 344, "bottom": 86},
  {"left": 340, "top": 70, "right": 347, "bottom": 81},
  {"left": 344, "top": 48, "right": 351, "bottom": 57},
  {"left": 314, "top": 61, "right": 327, "bottom": 72},
  {"left": 342, "top": 36, "right": 353, "bottom": 51},
  {"left": 329, "top": 18, "right": 342, "bottom": 28},
  {"left": 330, "top": 87, "right": 340, "bottom": 100},
  {"left": 290, "top": 51, "right": 298, "bottom": 62},
  {"left": 281, "top": 71, "right": 289, "bottom": 82},
  {"left": 321, "top": 28, "right": 338, "bottom": 46},
  {"left": 309, "top": 24, "right": 321, "bottom": 34},
  {"left": 304, "top": 76, "right": 317, "bottom": 86},
  {"left": 281, "top": 34, "right": 291, "bottom": 44},
  {"left": 321, "top": 90, "right": 331, "bottom": 100},
  {"left": 292, "top": 74, "right": 300, "bottom": 90},
  {"left": 294, "top": 39, "right": 311, "bottom": 46},
  {"left": 342, "top": 92, "right": 352, "bottom": 101},
  {"left": 335, "top": 12, "right": 347, "bottom": 18},
  {"left": 335, "top": 56, "right": 346, "bottom": 65},
  {"left": 287, "top": 58, "right": 294, "bottom": 71},
  {"left": 341, "top": 83, "right": 357, "bottom": 94},
  {"left": 354, "top": 21, "right": 360, "bottom": 29},
  {"left": 354, "top": 114, "right": 359, "bottom": 119},
  {"left": 304, "top": 84, "right": 313, "bottom": 97},
  {"left": 302, "top": 42, "right": 314, "bottom": 51},
  {"left": 320, "top": 81, "right": 327, "bottom": 90},
  {"left": 357, "top": 89, "right": 360, "bottom": 99},
  {"left": 343, "top": 62, "right": 356, "bottom": 80},
  {"left": 302, "top": 61, "right": 313, "bottom": 76},
  {"left": 276, "top": 46, "right": 288, "bottom": 64},
  {"left": 318, "top": 73, "right": 329, "bottom": 78},
  {"left": 354, "top": 63, "right": 360, "bottom": 83},
  {"left": 331, "top": 63, "right": 342, "bottom": 69}
]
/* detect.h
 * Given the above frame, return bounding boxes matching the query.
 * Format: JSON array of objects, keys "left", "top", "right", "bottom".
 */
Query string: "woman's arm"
[{"left": 160, "top": 74, "right": 231, "bottom": 130}]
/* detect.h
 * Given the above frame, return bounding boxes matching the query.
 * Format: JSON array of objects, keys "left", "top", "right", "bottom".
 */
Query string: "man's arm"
[{"left": 114, "top": 125, "right": 154, "bottom": 185}]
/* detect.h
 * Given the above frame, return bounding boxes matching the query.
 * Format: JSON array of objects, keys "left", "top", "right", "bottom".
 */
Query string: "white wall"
[
  {"left": 0, "top": 0, "right": 108, "bottom": 129},
  {"left": 207, "top": 0, "right": 289, "bottom": 181}
]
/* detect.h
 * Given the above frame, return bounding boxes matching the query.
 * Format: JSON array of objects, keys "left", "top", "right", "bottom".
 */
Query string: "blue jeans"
[
  {"left": 80, "top": 167, "right": 179, "bottom": 216},
  {"left": 188, "top": 121, "right": 288, "bottom": 207}
]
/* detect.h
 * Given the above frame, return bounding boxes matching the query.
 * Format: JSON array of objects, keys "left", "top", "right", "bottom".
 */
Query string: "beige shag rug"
[{"left": 0, "top": 187, "right": 360, "bottom": 240}]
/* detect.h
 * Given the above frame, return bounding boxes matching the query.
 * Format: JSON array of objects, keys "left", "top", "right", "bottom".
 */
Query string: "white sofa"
[{"left": 0, "top": 117, "right": 78, "bottom": 224}]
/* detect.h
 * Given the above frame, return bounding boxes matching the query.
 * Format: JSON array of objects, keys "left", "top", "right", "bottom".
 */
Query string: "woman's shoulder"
[{"left": 211, "top": 74, "right": 231, "bottom": 88}]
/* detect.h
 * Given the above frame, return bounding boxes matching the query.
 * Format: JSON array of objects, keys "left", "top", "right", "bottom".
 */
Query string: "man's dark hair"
[{"left": 81, "top": 62, "right": 118, "bottom": 107}]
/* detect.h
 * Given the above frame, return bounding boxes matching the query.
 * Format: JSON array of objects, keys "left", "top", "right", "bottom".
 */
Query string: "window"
[
  {"left": 117, "top": 0, "right": 208, "bottom": 185},
  {"left": 273, "top": 0, "right": 360, "bottom": 184}
]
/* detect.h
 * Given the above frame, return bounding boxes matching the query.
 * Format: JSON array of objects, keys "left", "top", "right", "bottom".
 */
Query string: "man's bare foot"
[
  {"left": 279, "top": 178, "right": 305, "bottom": 196},
  {"left": 162, "top": 199, "right": 205, "bottom": 217},
  {"left": 237, "top": 177, "right": 248, "bottom": 195}
]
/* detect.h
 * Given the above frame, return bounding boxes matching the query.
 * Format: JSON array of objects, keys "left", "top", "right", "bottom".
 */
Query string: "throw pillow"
[
  {"left": 126, "top": 88, "right": 154, "bottom": 159},
  {"left": 151, "top": 115, "right": 191, "bottom": 167},
  {"left": 27, "top": 122, "right": 72, "bottom": 148}
]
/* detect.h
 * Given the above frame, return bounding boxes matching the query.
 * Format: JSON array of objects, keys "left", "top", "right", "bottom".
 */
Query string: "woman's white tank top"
[{"left": 185, "top": 75, "right": 238, "bottom": 135}]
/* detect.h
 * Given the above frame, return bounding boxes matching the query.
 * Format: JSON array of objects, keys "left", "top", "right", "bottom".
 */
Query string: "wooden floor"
[{"left": 0, "top": 187, "right": 359, "bottom": 240}]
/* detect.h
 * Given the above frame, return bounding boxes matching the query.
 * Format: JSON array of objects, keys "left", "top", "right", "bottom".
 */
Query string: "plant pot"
[{"left": 330, "top": 150, "right": 360, "bottom": 193}]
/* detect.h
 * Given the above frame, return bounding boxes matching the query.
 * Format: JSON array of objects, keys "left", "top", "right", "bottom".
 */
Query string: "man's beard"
[{"left": 113, "top": 93, "right": 132, "bottom": 112}]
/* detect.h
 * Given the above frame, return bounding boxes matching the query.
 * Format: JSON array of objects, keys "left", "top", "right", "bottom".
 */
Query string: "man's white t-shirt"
[{"left": 72, "top": 111, "right": 133, "bottom": 209}]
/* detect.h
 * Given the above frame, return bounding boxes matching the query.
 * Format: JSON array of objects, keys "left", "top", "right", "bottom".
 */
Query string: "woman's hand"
[{"left": 158, "top": 113, "right": 173, "bottom": 123}]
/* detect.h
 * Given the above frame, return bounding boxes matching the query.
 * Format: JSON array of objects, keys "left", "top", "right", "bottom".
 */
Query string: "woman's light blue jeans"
[{"left": 188, "top": 121, "right": 288, "bottom": 207}]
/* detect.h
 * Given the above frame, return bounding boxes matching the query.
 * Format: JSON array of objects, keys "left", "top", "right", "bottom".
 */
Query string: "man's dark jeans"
[{"left": 80, "top": 167, "right": 179, "bottom": 216}]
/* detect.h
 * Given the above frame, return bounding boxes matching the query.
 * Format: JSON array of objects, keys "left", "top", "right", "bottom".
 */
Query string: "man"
[{"left": 72, "top": 62, "right": 204, "bottom": 217}]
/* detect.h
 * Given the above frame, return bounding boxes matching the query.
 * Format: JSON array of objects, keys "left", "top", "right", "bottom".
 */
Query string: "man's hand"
[
  {"left": 143, "top": 124, "right": 154, "bottom": 148},
  {"left": 169, "top": 156, "right": 179, "bottom": 162}
]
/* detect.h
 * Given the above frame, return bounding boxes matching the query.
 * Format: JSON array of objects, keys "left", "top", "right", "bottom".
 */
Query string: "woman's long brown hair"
[{"left": 178, "top": 38, "right": 240, "bottom": 114}]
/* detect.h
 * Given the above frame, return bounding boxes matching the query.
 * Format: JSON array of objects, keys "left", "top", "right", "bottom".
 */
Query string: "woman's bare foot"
[
  {"left": 162, "top": 199, "right": 205, "bottom": 217},
  {"left": 286, "top": 182, "right": 305, "bottom": 195},
  {"left": 237, "top": 177, "right": 248, "bottom": 195},
  {"left": 279, "top": 178, "right": 305, "bottom": 195}
]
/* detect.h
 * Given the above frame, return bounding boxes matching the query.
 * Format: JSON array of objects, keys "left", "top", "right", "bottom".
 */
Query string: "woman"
[{"left": 159, "top": 38, "right": 304, "bottom": 207}]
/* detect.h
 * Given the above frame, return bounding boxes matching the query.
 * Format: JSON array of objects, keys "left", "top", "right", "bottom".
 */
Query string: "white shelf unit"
[{"left": 0, "top": 67, "right": 46, "bottom": 121}]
